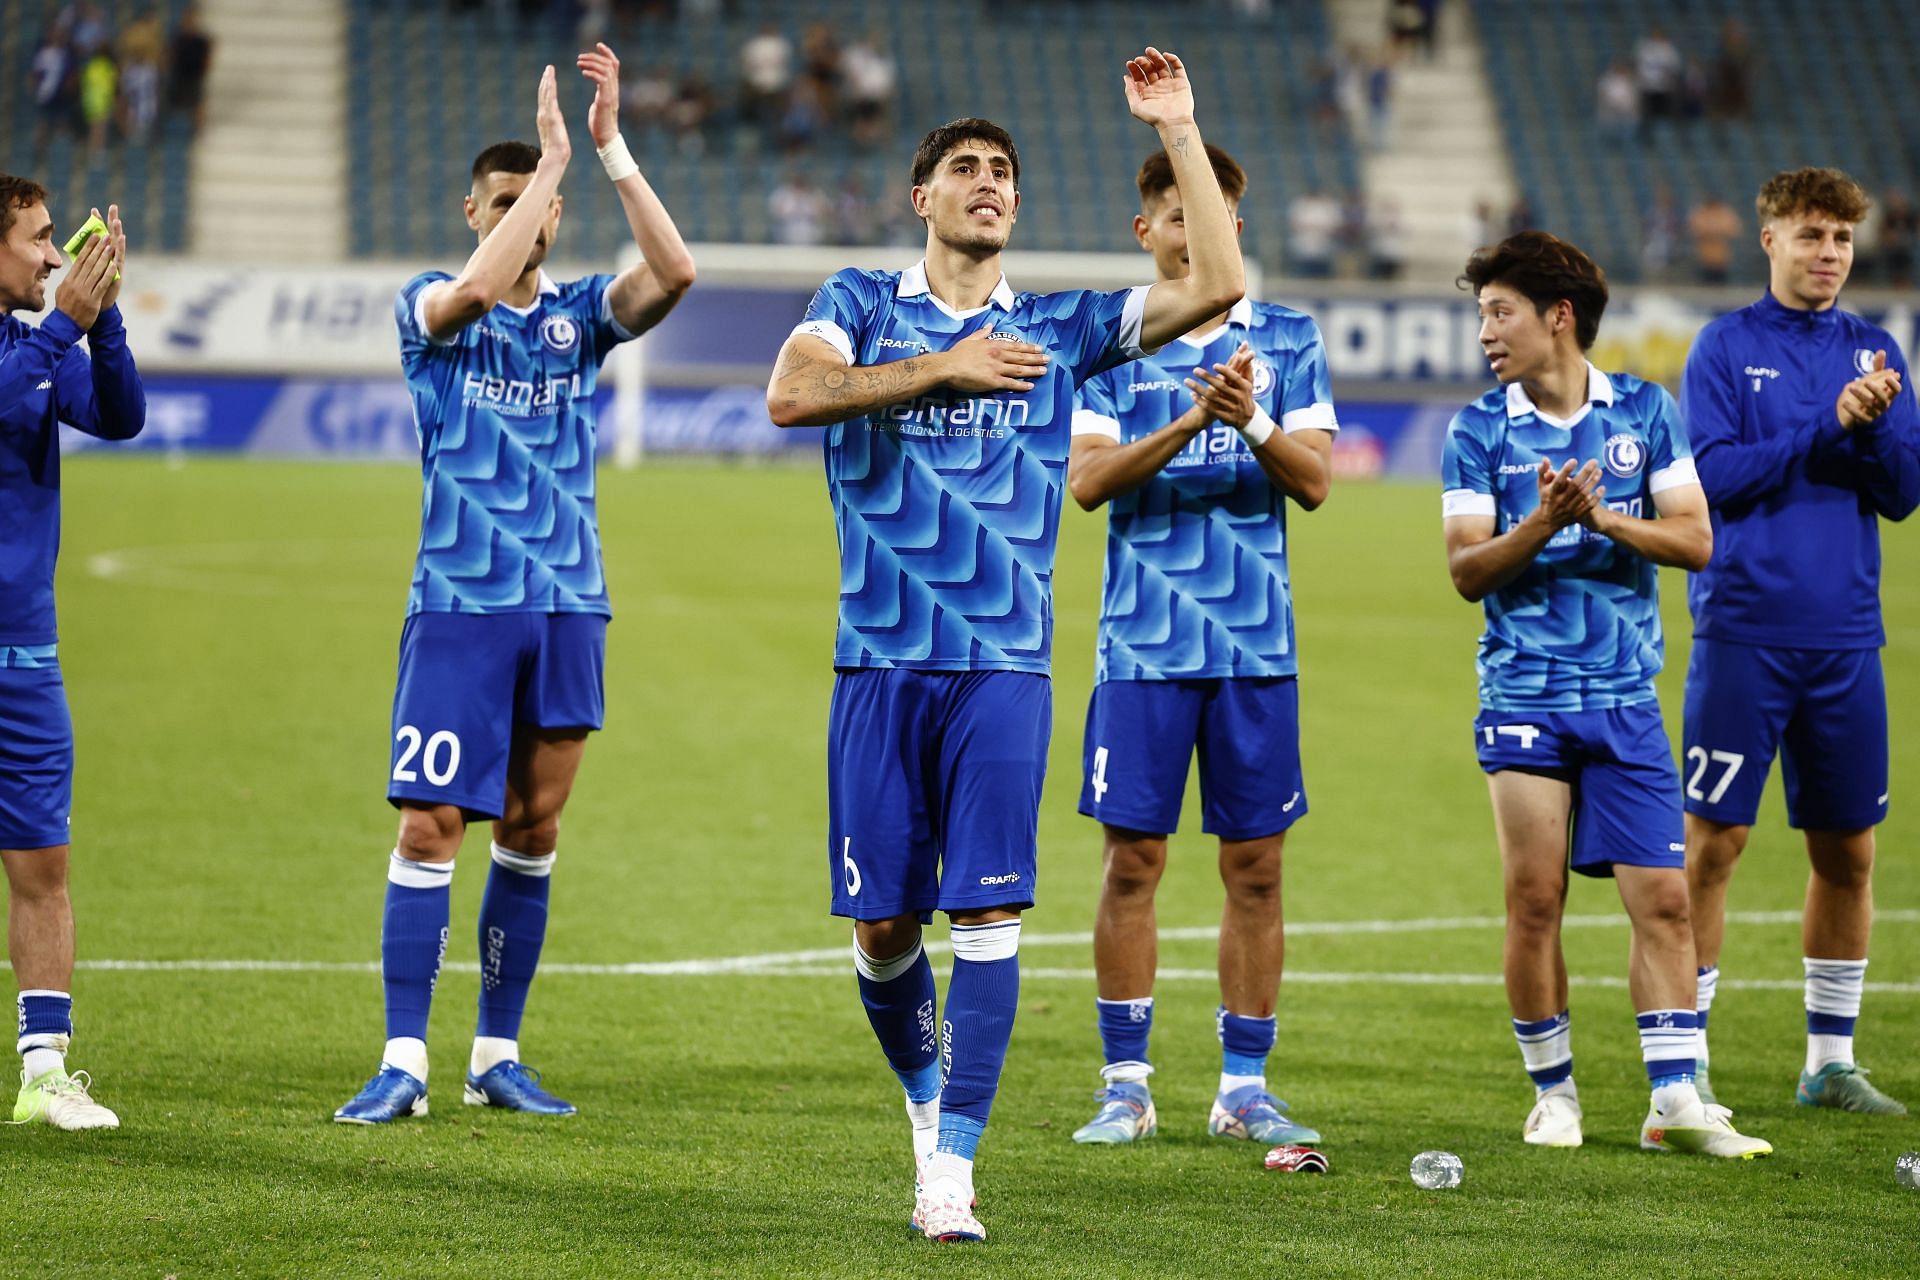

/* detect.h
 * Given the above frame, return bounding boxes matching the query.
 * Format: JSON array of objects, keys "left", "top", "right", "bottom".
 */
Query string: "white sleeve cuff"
[
  {"left": 1281, "top": 402, "right": 1339, "bottom": 435},
  {"left": 414, "top": 287, "right": 457, "bottom": 347},
  {"left": 1648, "top": 456, "right": 1700, "bottom": 494},
  {"left": 601, "top": 286, "right": 637, "bottom": 342},
  {"left": 1071, "top": 409, "right": 1122, "bottom": 441},
  {"left": 792, "top": 319, "right": 855, "bottom": 364},
  {"left": 1118, "top": 285, "right": 1156, "bottom": 358},
  {"left": 1442, "top": 489, "right": 1497, "bottom": 518}
]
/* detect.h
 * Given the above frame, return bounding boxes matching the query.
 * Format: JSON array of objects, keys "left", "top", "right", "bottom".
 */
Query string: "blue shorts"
[
  {"left": 1079, "top": 677, "right": 1307, "bottom": 840},
  {"left": 1682, "top": 639, "right": 1889, "bottom": 831},
  {"left": 0, "top": 649, "right": 73, "bottom": 850},
  {"left": 1474, "top": 702, "right": 1684, "bottom": 878},
  {"left": 387, "top": 612, "right": 607, "bottom": 819},
  {"left": 826, "top": 668, "right": 1050, "bottom": 921}
]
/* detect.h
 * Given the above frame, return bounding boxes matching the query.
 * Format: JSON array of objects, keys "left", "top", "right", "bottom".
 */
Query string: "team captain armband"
[
  {"left": 1648, "top": 456, "right": 1699, "bottom": 494},
  {"left": 1442, "top": 488, "right": 1497, "bottom": 518}
]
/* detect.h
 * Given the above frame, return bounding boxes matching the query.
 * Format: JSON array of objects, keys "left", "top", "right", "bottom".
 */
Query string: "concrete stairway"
[
  {"left": 1327, "top": 0, "right": 1518, "bottom": 279},
  {"left": 188, "top": 0, "right": 346, "bottom": 261}
]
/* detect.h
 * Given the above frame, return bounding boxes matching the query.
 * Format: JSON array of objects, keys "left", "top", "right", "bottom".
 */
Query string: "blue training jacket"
[
  {"left": 1681, "top": 291, "right": 1920, "bottom": 649},
  {"left": 0, "top": 305, "right": 146, "bottom": 646}
]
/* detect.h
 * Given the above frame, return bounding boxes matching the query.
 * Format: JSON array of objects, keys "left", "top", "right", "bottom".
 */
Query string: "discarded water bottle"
[
  {"left": 1897, "top": 1152, "right": 1920, "bottom": 1189},
  {"left": 1410, "top": 1150, "right": 1464, "bottom": 1189}
]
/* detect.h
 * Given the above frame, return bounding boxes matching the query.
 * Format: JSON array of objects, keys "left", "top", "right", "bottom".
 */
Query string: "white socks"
[
  {"left": 382, "top": 1036, "right": 429, "bottom": 1082},
  {"left": 471, "top": 1036, "right": 518, "bottom": 1077},
  {"left": 906, "top": 1094, "right": 939, "bottom": 1164}
]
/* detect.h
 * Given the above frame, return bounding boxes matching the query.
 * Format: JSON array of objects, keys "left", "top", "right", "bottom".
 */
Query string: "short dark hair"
[
  {"left": 909, "top": 118, "right": 1020, "bottom": 189},
  {"left": 0, "top": 174, "right": 48, "bottom": 240},
  {"left": 1459, "top": 231, "right": 1610, "bottom": 351},
  {"left": 471, "top": 141, "right": 541, "bottom": 185},
  {"left": 1756, "top": 166, "right": 1870, "bottom": 226},
  {"left": 1136, "top": 144, "right": 1247, "bottom": 207}
]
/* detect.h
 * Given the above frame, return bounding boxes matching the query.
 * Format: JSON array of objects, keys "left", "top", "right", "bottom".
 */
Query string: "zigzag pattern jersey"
[
  {"left": 1074, "top": 300, "right": 1336, "bottom": 681},
  {"left": 395, "top": 270, "right": 633, "bottom": 617},
  {"left": 797, "top": 263, "right": 1152, "bottom": 673},
  {"left": 1441, "top": 366, "right": 1699, "bottom": 712}
]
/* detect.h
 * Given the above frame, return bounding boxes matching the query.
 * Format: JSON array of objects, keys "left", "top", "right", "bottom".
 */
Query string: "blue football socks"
[
  {"left": 854, "top": 937, "right": 940, "bottom": 1102},
  {"left": 382, "top": 851, "right": 454, "bottom": 1044},
  {"left": 475, "top": 843, "right": 555, "bottom": 1044},
  {"left": 936, "top": 920, "right": 1022, "bottom": 1161}
]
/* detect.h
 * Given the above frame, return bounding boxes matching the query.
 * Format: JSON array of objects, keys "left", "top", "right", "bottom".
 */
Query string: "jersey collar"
[
  {"left": 1505, "top": 362, "right": 1614, "bottom": 427},
  {"left": 1174, "top": 297, "right": 1255, "bottom": 348},
  {"left": 496, "top": 270, "right": 561, "bottom": 317},
  {"left": 897, "top": 259, "right": 1016, "bottom": 319},
  {"left": 1757, "top": 287, "right": 1841, "bottom": 329}
]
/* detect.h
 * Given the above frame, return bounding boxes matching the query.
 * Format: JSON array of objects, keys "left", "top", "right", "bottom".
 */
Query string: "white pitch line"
[{"left": 14, "top": 910, "right": 1916, "bottom": 991}]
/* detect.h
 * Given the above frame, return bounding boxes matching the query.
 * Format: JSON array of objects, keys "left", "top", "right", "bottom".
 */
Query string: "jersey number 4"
[{"left": 393, "top": 725, "right": 462, "bottom": 787}]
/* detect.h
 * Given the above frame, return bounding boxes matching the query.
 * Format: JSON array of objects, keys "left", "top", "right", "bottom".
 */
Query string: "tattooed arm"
[
  {"left": 1121, "top": 48, "right": 1244, "bottom": 351},
  {"left": 766, "top": 325, "right": 1051, "bottom": 428}
]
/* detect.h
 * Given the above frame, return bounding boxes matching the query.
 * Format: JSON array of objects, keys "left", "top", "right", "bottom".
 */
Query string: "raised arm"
[
  {"left": 418, "top": 66, "right": 572, "bottom": 341},
  {"left": 768, "top": 322, "right": 1049, "bottom": 428},
  {"left": 35, "top": 211, "right": 144, "bottom": 441},
  {"left": 1446, "top": 460, "right": 1600, "bottom": 602},
  {"left": 1122, "top": 49, "right": 1244, "bottom": 351},
  {"left": 577, "top": 43, "right": 696, "bottom": 337},
  {"left": 1068, "top": 405, "right": 1209, "bottom": 510}
]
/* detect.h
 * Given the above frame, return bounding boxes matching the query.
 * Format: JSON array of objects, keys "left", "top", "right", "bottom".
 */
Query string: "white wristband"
[
  {"left": 1238, "top": 407, "right": 1277, "bottom": 448},
  {"left": 597, "top": 134, "right": 638, "bottom": 183}
]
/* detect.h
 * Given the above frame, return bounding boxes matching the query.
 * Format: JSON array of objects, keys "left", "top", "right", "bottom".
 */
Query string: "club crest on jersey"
[
  {"left": 1250, "top": 359, "right": 1275, "bottom": 398},
  {"left": 1603, "top": 432, "right": 1645, "bottom": 479},
  {"left": 1855, "top": 348, "right": 1879, "bottom": 375},
  {"left": 540, "top": 314, "right": 580, "bottom": 355}
]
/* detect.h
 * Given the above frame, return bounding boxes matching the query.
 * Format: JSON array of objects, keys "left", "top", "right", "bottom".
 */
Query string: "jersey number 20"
[{"left": 393, "top": 725, "right": 462, "bottom": 787}]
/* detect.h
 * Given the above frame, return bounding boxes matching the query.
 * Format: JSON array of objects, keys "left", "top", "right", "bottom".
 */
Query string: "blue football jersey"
[
  {"left": 796, "top": 260, "right": 1152, "bottom": 673},
  {"left": 1440, "top": 366, "right": 1698, "bottom": 712},
  {"left": 395, "top": 270, "right": 634, "bottom": 617},
  {"left": 1073, "top": 299, "right": 1337, "bottom": 681},
  {"left": 1683, "top": 292, "right": 1920, "bottom": 649}
]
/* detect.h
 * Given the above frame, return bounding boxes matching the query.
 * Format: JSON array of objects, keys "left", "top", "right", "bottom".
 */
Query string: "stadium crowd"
[{"left": 26, "top": 2, "right": 213, "bottom": 166}]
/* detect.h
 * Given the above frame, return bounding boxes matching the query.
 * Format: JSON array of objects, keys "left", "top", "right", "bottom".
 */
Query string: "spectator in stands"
[
  {"left": 1706, "top": 19, "right": 1752, "bottom": 121},
  {"left": 1634, "top": 26, "right": 1681, "bottom": 124},
  {"left": 1641, "top": 185, "right": 1681, "bottom": 282},
  {"left": 1340, "top": 187, "right": 1370, "bottom": 270},
  {"left": 668, "top": 71, "right": 715, "bottom": 157},
  {"left": 769, "top": 171, "right": 829, "bottom": 246},
  {"left": 1876, "top": 191, "right": 1915, "bottom": 288},
  {"left": 1388, "top": 0, "right": 1439, "bottom": 61},
  {"left": 834, "top": 176, "right": 878, "bottom": 247},
  {"left": 841, "top": 33, "right": 895, "bottom": 150},
  {"left": 62, "top": 2, "right": 110, "bottom": 58},
  {"left": 1365, "top": 46, "right": 1395, "bottom": 152},
  {"left": 1368, "top": 198, "right": 1408, "bottom": 280},
  {"left": 1596, "top": 60, "right": 1639, "bottom": 146},
  {"left": 117, "top": 8, "right": 164, "bottom": 145},
  {"left": 778, "top": 76, "right": 828, "bottom": 153},
  {"left": 799, "top": 23, "right": 841, "bottom": 116},
  {"left": 29, "top": 30, "right": 78, "bottom": 166},
  {"left": 738, "top": 22, "right": 793, "bottom": 134},
  {"left": 1288, "top": 188, "right": 1341, "bottom": 278},
  {"left": 1505, "top": 194, "right": 1537, "bottom": 236},
  {"left": 78, "top": 43, "right": 116, "bottom": 158},
  {"left": 1465, "top": 196, "right": 1501, "bottom": 251},
  {"left": 165, "top": 4, "right": 213, "bottom": 132},
  {"left": 1688, "top": 195, "right": 1741, "bottom": 285},
  {"left": 623, "top": 62, "right": 676, "bottom": 132}
]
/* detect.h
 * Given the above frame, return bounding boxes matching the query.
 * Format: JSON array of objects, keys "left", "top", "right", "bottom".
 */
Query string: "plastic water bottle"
[
  {"left": 1410, "top": 1150, "right": 1464, "bottom": 1189},
  {"left": 1897, "top": 1152, "right": 1920, "bottom": 1189}
]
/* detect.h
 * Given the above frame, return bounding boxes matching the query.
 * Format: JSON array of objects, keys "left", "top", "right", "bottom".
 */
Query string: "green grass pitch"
[{"left": 8, "top": 456, "right": 1918, "bottom": 1278}]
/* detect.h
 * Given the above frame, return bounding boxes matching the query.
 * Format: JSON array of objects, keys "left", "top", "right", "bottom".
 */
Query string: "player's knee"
[
  {"left": 1505, "top": 881, "right": 1563, "bottom": 936},
  {"left": 1220, "top": 838, "right": 1283, "bottom": 908},
  {"left": 496, "top": 813, "right": 560, "bottom": 857},
  {"left": 1808, "top": 831, "right": 1875, "bottom": 889},
  {"left": 1686, "top": 822, "right": 1749, "bottom": 878},
  {"left": 1633, "top": 882, "right": 1693, "bottom": 935},
  {"left": 1102, "top": 834, "right": 1167, "bottom": 898},
  {"left": 2, "top": 851, "right": 70, "bottom": 901},
  {"left": 855, "top": 914, "right": 922, "bottom": 961},
  {"left": 394, "top": 804, "right": 463, "bottom": 863}
]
